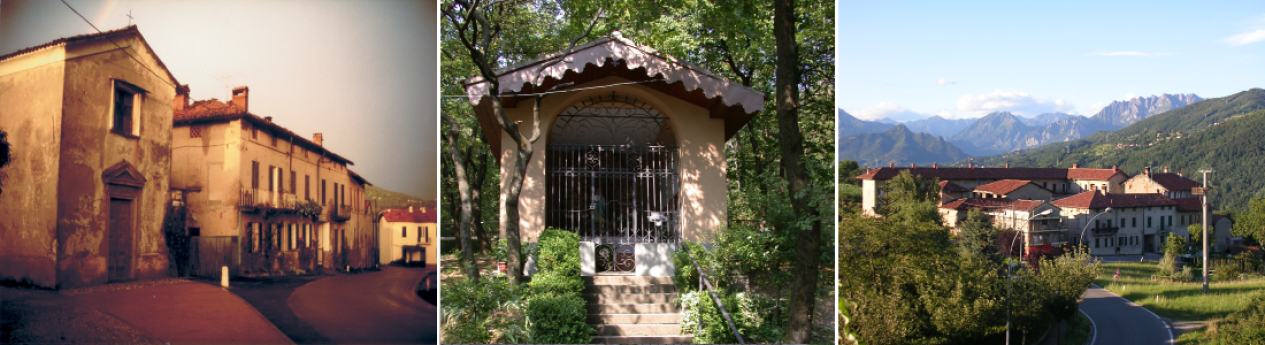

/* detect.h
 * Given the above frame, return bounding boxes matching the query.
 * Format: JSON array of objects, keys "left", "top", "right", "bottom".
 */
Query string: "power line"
[
  {"left": 60, "top": 0, "right": 174, "bottom": 88},
  {"left": 440, "top": 78, "right": 667, "bottom": 99}
]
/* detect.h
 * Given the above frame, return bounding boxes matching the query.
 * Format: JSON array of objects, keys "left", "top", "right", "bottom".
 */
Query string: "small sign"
[
  {"left": 1114, "top": 268, "right": 1121, "bottom": 282},
  {"left": 1193, "top": 187, "right": 1207, "bottom": 195}
]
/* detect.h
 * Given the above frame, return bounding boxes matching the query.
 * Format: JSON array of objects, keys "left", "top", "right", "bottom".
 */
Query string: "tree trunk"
[
  {"left": 470, "top": 149, "right": 492, "bottom": 253},
  {"left": 442, "top": 112, "right": 481, "bottom": 282},
  {"left": 775, "top": 0, "right": 823, "bottom": 342}
]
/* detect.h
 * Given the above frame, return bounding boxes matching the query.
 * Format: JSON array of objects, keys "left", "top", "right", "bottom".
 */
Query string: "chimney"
[
  {"left": 911, "top": 163, "right": 916, "bottom": 168},
  {"left": 1006, "top": 163, "right": 1010, "bottom": 168},
  {"left": 264, "top": 116, "right": 273, "bottom": 122},
  {"left": 1112, "top": 165, "right": 1118, "bottom": 171},
  {"left": 1179, "top": 170, "right": 1184, "bottom": 178},
  {"left": 1146, "top": 166, "right": 1152, "bottom": 177},
  {"left": 969, "top": 162, "right": 974, "bottom": 168},
  {"left": 1164, "top": 166, "right": 1169, "bottom": 173},
  {"left": 230, "top": 86, "right": 249, "bottom": 111},
  {"left": 866, "top": 167, "right": 871, "bottom": 174},
  {"left": 933, "top": 162, "right": 938, "bottom": 168},
  {"left": 889, "top": 162, "right": 894, "bottom": 168},
  {"left": 313, "top": 133, "right": 323, "bottom": 146},
  {"left": 409, "top": 206, "right": 413, "bottom": 213},
  {"left": 173, "top": 84, "right": 190, "bottom": 112},
  {"left": 1072, "top": 163, "right": 1079, "bottom": 169}
]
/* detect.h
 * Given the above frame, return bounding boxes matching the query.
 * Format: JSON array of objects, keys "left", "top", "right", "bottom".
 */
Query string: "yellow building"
[
  {"left": 0, "top": 26, "right": 179, "bottom": 288},
  {"left": 377, "top": 207, "right": 437, "bottom": 265},
  {"left": 171, "top": 85, "right": 376, "bottom": 276}
]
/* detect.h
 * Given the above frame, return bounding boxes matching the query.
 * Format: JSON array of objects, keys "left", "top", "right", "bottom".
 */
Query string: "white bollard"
[{"left": 221, "top": 266, "right": 229, "bottom": 288}]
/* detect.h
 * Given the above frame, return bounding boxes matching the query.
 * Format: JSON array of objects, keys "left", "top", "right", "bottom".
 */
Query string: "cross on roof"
[{"left": 126, "top": 10, "right": 133, "bottom": 26}]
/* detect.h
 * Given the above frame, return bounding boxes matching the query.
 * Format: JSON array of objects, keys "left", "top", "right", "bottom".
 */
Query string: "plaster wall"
[
  {"left": 56, "top": 36, "right": 175, "bottom": 287},
  {"left": 378, "top": 221, "right": 437, "bottom": 264},
  {"left": 172, "top": 120, "right": 243, "bottom": 238},
  {"left": 1004, "top": 184, "right": 1053, "bottom": 201},
  {"left": 498, "top": 76, "right": 727, "bottom": 243},
  {"left": 0, "top": 48, "right": 65, "bottom": 287}
]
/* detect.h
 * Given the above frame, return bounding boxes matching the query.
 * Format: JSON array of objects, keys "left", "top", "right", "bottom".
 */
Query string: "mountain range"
[
  {"left": 838, "top": 124, "right": 969, "bottom": 167},
  {"left": 965, "top": 88, "right": 1265, "bottom": 211}
]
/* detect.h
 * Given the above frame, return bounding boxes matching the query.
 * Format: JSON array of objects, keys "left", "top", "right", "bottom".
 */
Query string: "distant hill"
[
  {"left": 1023, "top": 112, "right": 1077, "bottom": 127},
  {"left": 949, "top": 112, "right": 1037, "bottom": 156},
  {"left": 839, "top": 124, "right": 969, "bottom": 166},
  {"left": 965, "top": 88, "right": 1265, "bottom": 211},
  {"left": 838, "top": 109, "right": 895, "bottom": 137},
  {"left": 904, "top": 116, "right": 978, "bottom": 138},
  {"left": 1091, "top": 93, "right": 1203, "bottom": 127},
  {"left": 367, "top": 185, "right": 434, "bottom": 212}
]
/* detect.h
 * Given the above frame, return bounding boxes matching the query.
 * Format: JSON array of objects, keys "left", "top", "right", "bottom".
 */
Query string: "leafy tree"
[
  {"left": 1189, "top": 223, "right": 1217, "bottom": 251},
  {"left": 956, "top": 208, "right": 1000, "bottom": 261},
  {"left": 1234, "top": 197, "right": 1265, "bottom": 244},
  {"left": 1033, "top": 247, "right": 1100, "bottom": 343}
]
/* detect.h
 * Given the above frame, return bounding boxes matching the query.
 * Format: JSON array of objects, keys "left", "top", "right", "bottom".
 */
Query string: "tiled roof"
[
  {"left": 939, "top": 198, "right": 1045, "bottom": 211},
  {"left": 173, "top": 99, "right": 353, "bottom": 165},
  {"left": 1051, "top": 191, "right": 1176, "bottom": 209},
  {"left": 938, "top": 180, "right": 971, "bottom": 193},
  {"left": 1212, "top": 214, "right": 1229, "bottom": 224},
  {"left": 974, "top": 179, "right": 1036, "bottom": 195},
  {"left": 0, "top": 25, "right": 179, "bottom": 85},
  {"left": 348, "top": 170, "right": 371, "bottom": 186},
  {"left": 857, "top": 167, "right": 1127, "bottom": 181},
  {"left": 1148, "top": 173, "right": 1200, "bottom": 192},
  {"left": 380, "top": 208, "right": 437, "bottom": 223},
  {"left": 1173, "top": 197, "right": 1203, "bottom": 212}
]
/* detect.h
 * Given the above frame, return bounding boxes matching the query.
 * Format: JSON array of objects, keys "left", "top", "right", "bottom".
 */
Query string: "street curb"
[
  {"left": 1079, "top": 309, "right": 1096, "bottom": 345},
  {"left": 1090, "top": 284, "right": 1174, "bottom": 344},
  {"left": 211, "top": 281, "right": 297, "bottom": 345}
]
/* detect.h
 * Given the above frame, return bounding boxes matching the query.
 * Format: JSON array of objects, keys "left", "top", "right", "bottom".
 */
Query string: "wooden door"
[{"left": 109, "top": 199, "right": 134, "bottom": 281}]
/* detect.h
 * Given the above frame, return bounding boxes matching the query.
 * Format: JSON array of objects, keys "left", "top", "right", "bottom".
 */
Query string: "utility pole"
[{"left": 1197, "top": 168, "right": 1214, "bottom": 293}]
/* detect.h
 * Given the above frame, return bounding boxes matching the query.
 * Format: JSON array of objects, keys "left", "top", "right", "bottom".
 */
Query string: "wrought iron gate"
[{"left": 545, "top": 94, "right": 679, "bottom": 273}]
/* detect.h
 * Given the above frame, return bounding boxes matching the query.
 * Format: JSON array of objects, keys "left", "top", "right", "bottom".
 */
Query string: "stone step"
[
  {"left": 587, "top": 303, "right": 680, "bottom": 314},
  {"left": 583, "top": 284, "right": 677, "bottom": 294},
  {"left": 583, "top": 292, "right": 678, "bottom": 305},
  {"left": 587, "top": 313, "right": 682, "bottom": 324},
  {"left": 591, "top": 335, "right": 695, "bottom": 344},
  {"left": 584, "top": 276, "right": 675, "bottom": 286},
  {"left": 592, "top": 324, "right": 683, "bottom": 336}
]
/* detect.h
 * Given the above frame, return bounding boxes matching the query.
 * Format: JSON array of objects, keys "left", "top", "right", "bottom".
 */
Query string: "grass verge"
[
  {"left": 1093, "top": 261, "right": 1265, "bottom": 321},
  {"left": 1059, "top": 311, "right": 1092, "bottom": 345}
]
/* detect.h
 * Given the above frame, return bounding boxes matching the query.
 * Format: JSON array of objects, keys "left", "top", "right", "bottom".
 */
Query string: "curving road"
[
  {"left": 289, "top": 266, "right": 437, "bottom": 344},
  {"left": 1079, "top": 285, "right": 1172, "bottom": 345}
]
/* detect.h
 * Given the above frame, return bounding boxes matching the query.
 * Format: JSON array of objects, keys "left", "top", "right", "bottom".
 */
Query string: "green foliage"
[
  {"left": 161, "top": 206, "right": 190, "bottom": 277},
  {"left": 672, "top": 242, "right": 705, "bottom": 293},
  {"left": 525, "top": 292, "right": 591, "bottom": 344},
  {"left": 441, "top": 277, "right": 523, "bottom": 344},
  {"left": 295, "top": 200, "right": 323, "bottom": 221},
  {"left": 875, "top": 170, "right": 943, "bottom": 226},
  {"left": 1160, "top": 235, "right": 1188, "bottom": 276},
  {"left": 955, "top": 209, "right": 1000, "bottom": 261},
  {"left": 679, "top": 289, "right": 742, "bottom": 344},
  {"left": 1201, "top": 294, "right": 1265, "bottom": 344},
  {"left": 529, "top": 271, "right": 582, "bottom": 296},
  {"left": 1034, "top": 247, "right": 1101, "bottom": 323},
  {"left": 536, "top": 228, "right": 580, "bottom": 276},
  {"left": 1234, "top": 197, "right": 1265, "bottom": 244},
  {"left": 1189, "top": 224, "right": 1217, "bottom": 249},
  {"left": 365, "top": 185, "right": 429, "bottom": 210},
  {"left": 1213, "top": 261, "right": 1242, "bottom": 281}
]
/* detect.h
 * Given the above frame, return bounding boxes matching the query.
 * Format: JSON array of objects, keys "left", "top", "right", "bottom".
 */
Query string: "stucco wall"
[
  {"left": 378, "top": 220, "right": 437, "bottom": 264},
  {"left": 497, "top": 76, "right": 727, "bottom": 243},
  {"left": 56, "top": 36, "right": 175, "bottom": 287},
  {"left": 0, "top": 47, "right": 66, "bottom": 287},
  {"left": 173, "top": 119, "right": 244, "bottom": 238}
]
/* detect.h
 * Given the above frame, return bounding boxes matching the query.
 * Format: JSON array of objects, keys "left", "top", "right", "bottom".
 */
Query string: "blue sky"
[
  {"left": 837, "top": 1, "right": 1265, "bottom": 122},
  {"left": 0, "top": 0, "right": 438, "bottom": 200}
]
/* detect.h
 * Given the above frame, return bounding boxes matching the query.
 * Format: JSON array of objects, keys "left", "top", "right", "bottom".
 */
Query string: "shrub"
[
  {"left": 679, "top": 288, "right": 743, "bottom": 344},
  {"left": 1203, "top": 294, "right": 1265, "bottom": 344},
  {"left": 440, "top": 278, "right": 504, "bottom": 344},
  {"left": 1215, "top": 262, "right": 1242, "bottom": 281},
  {"left": 536, "top": 228, "right": 581, "bottom": 277},
  {"left": 526, "top": 292, "right": 591, "bottom": 344},
  {"left": 1174, "top": 266, "right": 1195, "bottom": 282},
  {"left": 673, "top": 242, "right": 704, "bottom": 293},
  {"left": 529, "top": 270, "right": 583, "bottom": 295}
]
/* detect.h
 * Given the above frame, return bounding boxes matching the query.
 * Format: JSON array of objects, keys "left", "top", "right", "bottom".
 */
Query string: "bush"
[
  {"left": 1215, "top": 262, "right": 1242, "bottom": 281},
  {"left": 537, "top": 228, "right": 581, "bottom": 277},
  {"left": 526, "top": 292, "right": 591, "bottom": 344},
  {"left": 441, "top": 278, "right": 508, "bottom": 344},
  {"left": 679, "top": 289, "right": 742, "bottom": 344},
  {"left": 529, "top": 270, "right": 583, "bottom": 295},
  {"left": 1174, "top": 266, "right": 1197, "bottom": 282},
  {"left": 672, "top": 242, "right": 706, "bottom": 293},
  {"left": 1203, "top": 294, "right": 1265, "bottom": 344}
]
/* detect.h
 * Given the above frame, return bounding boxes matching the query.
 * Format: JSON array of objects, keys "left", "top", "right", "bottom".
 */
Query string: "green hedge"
[
  {"left": 526, "top": 292, "right": 591, "bottom": 344},
  {"left": 536, "top": 228, "right": 581, "bottom": 276}
]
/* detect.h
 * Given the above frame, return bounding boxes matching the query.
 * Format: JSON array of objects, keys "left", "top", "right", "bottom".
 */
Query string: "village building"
[
  {"left": 858, "top": 165, "right": 1130, "bottom": 216},
  {"left": 0, "top": 26, "right": 179, "bottom": 288},
  {"left": 1049, "top": 191, "right": 1177, "bottom": 255},
  {"left": 1123, "top": 167, "right": 1198, "bottom": 199},
  {"left": 378, "top": 206, "right": 437, "bottom": 265},
  {"left": 462, "top": 32, "right": 764, "bottom": 276},
  {"left": 938, "top": 198, "right": 1065, "bottom": 249},
  {"left": 170, "top": 85, "right": 377, "bottom": 276}
]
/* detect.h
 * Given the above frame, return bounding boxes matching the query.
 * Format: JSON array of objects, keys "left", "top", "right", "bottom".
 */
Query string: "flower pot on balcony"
[{"left": 497, "top": 261, "right": 507, "bottom": 275}]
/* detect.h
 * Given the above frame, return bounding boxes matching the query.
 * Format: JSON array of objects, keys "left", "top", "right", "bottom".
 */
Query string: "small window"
[
  {"left": 402, "top": 226, "right": 407, "bottom": 238},
  {"left": 268, "top": 166, "right": 276, "bottom": 192},
  {"left": 305, "top": 175, "right": 311, "bottom": 200},
  {"left": 1095, "top": 238, "right": 1100, "bottom": 248},
  {"left": 112, "top": 80, "right": 143, "bottom": 137},
  {"left": 271, "top": 133, "right": 278, "bottom": 147},
  {"left": 1132, "top": 218, "right": 1137, "bottom": 227},
  {"left": 291, "top": 171, "right": 297, "bottom": 195},
  {"left": 190, "top": 125, "right": 204, "bottom": 138},
  {"left": 252, "top": 161, "right": 260, "bottom": 189},
  {"left": 252, "top": 126, "right": 258, "bottom": 139},
  {"left": 189, "top": 227, "right": 201, "bottom": 236}
]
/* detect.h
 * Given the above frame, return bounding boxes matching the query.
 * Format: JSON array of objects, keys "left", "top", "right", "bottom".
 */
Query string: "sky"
[
  {"left": 837, "top": 1, "right": 1265, "bottom": 122},
  {"left": 0, "top": 0, "right": 438, "bottom": 200}
]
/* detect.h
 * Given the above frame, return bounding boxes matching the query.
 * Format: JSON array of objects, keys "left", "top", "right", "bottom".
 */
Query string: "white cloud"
[
  {"left": 955, "top": 89, "right": 1075, "bottom": 117},
  {"left": 936, "top": 78, "right": 956, "bottom": 86},
  {"left": 1222, "top": 29, "right": 1265, "bottom": 46},
  {"left": 1086, "top": 102, "right": 1107, "bottom": 116},
  {"left": 854, "top": 102, "right": 955, "bottom": 122},
  {"left": 1124, "top": 93, "right": 1138, "bottom": 101}
]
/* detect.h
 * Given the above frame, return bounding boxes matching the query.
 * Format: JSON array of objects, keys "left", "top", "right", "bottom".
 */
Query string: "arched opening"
[{"left": 545, "top": 93, "right": 679, "bottom": 272}]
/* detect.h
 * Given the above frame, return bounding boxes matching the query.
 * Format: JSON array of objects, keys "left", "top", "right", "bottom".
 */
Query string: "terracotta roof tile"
[
  {"left": 1148, "top": 173, "right": 1200, "bottom": 192},
  {"left": 1174, "top": 197, "right": 1203, "bottom": 212},
  {"left": 173, "top": 99, "right": 354, "bottom": 165},
  {"left": 1051, "top": 191, "right": 1176, "bottom": 209},
  {"left": 939, "top": 198, "right": 1045, "bottom": 211},
  {"left": 857, "top": 167, "right": 1127, "bottom": 181},
  {"left": 938, "top": 180, "right": 970, "bottom": 193},
  {"left": 974, "top": 179, "right": 1035, "bottom": 195},
  {"left": 380, "top": 208, "right": 436, "bottom": 223}
]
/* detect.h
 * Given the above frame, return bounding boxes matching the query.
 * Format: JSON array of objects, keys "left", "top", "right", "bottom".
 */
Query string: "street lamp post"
[
  {"left": 1198, "top": 168, "right": 1214, "bottom": 293},
  {"left": 1007, "top": 208, "right": 1053, "bottom": 345},
  {"left": 1078, "top": 207, "right": 1114, "bottom": 253}
]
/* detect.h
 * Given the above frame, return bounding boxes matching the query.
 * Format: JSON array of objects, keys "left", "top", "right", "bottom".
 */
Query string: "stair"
[{"left": 584, "top": 275, "right": 693, "bottom": 344}]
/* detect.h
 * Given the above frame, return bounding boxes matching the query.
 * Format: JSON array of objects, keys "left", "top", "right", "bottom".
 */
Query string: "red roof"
[
  {"left": 1147, "top": 173, "right": 1200, "bottom": 192},
  {"left": 1211, "top": 214, "right": 1229, "bottom": 224},
  {"left": 939, "top": 198, "right": 1045, "bottom": 211},
  {"left": 974, "top": 179, "right": 1038, "bottom": 195},
  {"left": 1173, "top": 197, "right": 1203, "bottom": 212},
  {"left": 1051, "top": 191, "right": 1176, "bottom": 209},
  {"left": 173, "top": 99, "right": 354, "bottom": 165},
  {"left": 380, "top": 207, "right": 436, "bottom": 223},
  {"left": 938, "top": 180, "right": 970, "bottom": 193},
  {"left": 857, "top": 167, "right": 1127, "bottom": 181}
]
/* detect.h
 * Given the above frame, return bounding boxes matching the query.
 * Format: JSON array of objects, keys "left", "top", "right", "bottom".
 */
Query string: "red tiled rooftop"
[
  {"left": 173, "top": 99, "right": 354, "bottom": 165},
  {"left": 1051, "top": 191, "right": 1176, "bottom": 209},
  {"left": 1147, "top": 173, "right": 1200, "bottom": 192},
  {"left": 1173, "top": 197, "right": 1203, "bottom": 212},
  {"left": 380, "top": 208, "right": 436, "bottom": 223},
  {"left": 857, "top": 167, "right": 1127, "bottom": 181},
  {"left": 974, "top": 179, "right": 1036, "bottom": 195},
  {"left": 938, "top": 180, "right": 970, "bottom": 193},
  {"left": 940, "top": 198, "right": 1045, "bottom": 211}
]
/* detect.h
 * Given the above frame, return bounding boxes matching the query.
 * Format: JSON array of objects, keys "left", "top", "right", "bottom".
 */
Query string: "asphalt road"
[
  {"left": 290, "top": 266, "right": 437, "bottom": 344},
  {"left": 1080, "top": 285, "right": 1173, "bottom": 345}
]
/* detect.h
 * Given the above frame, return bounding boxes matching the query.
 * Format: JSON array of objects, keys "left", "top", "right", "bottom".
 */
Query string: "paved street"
[
  {"left": 1079, "top": 285, "right": 1172, "bottom": 345},
  {"left": 73, "top": 281, "right": 292, "bottom": 344},
  {"left": 289, "top": 266, "right": 437, "bottom": 344}
]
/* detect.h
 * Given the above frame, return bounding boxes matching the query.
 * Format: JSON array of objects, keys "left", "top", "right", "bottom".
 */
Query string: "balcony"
[
  {"left": 331, "top": 204, "right": 353, "bottom": 222},
  {"left": 1027, "top": 222, "right": 1068, "bottom": 233},
  {"left": 239, "top": 189, "right": 299, "bottom": 211},
  {"left": 1091, "top": 226, "right": 1120, "bottom": 236}
]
